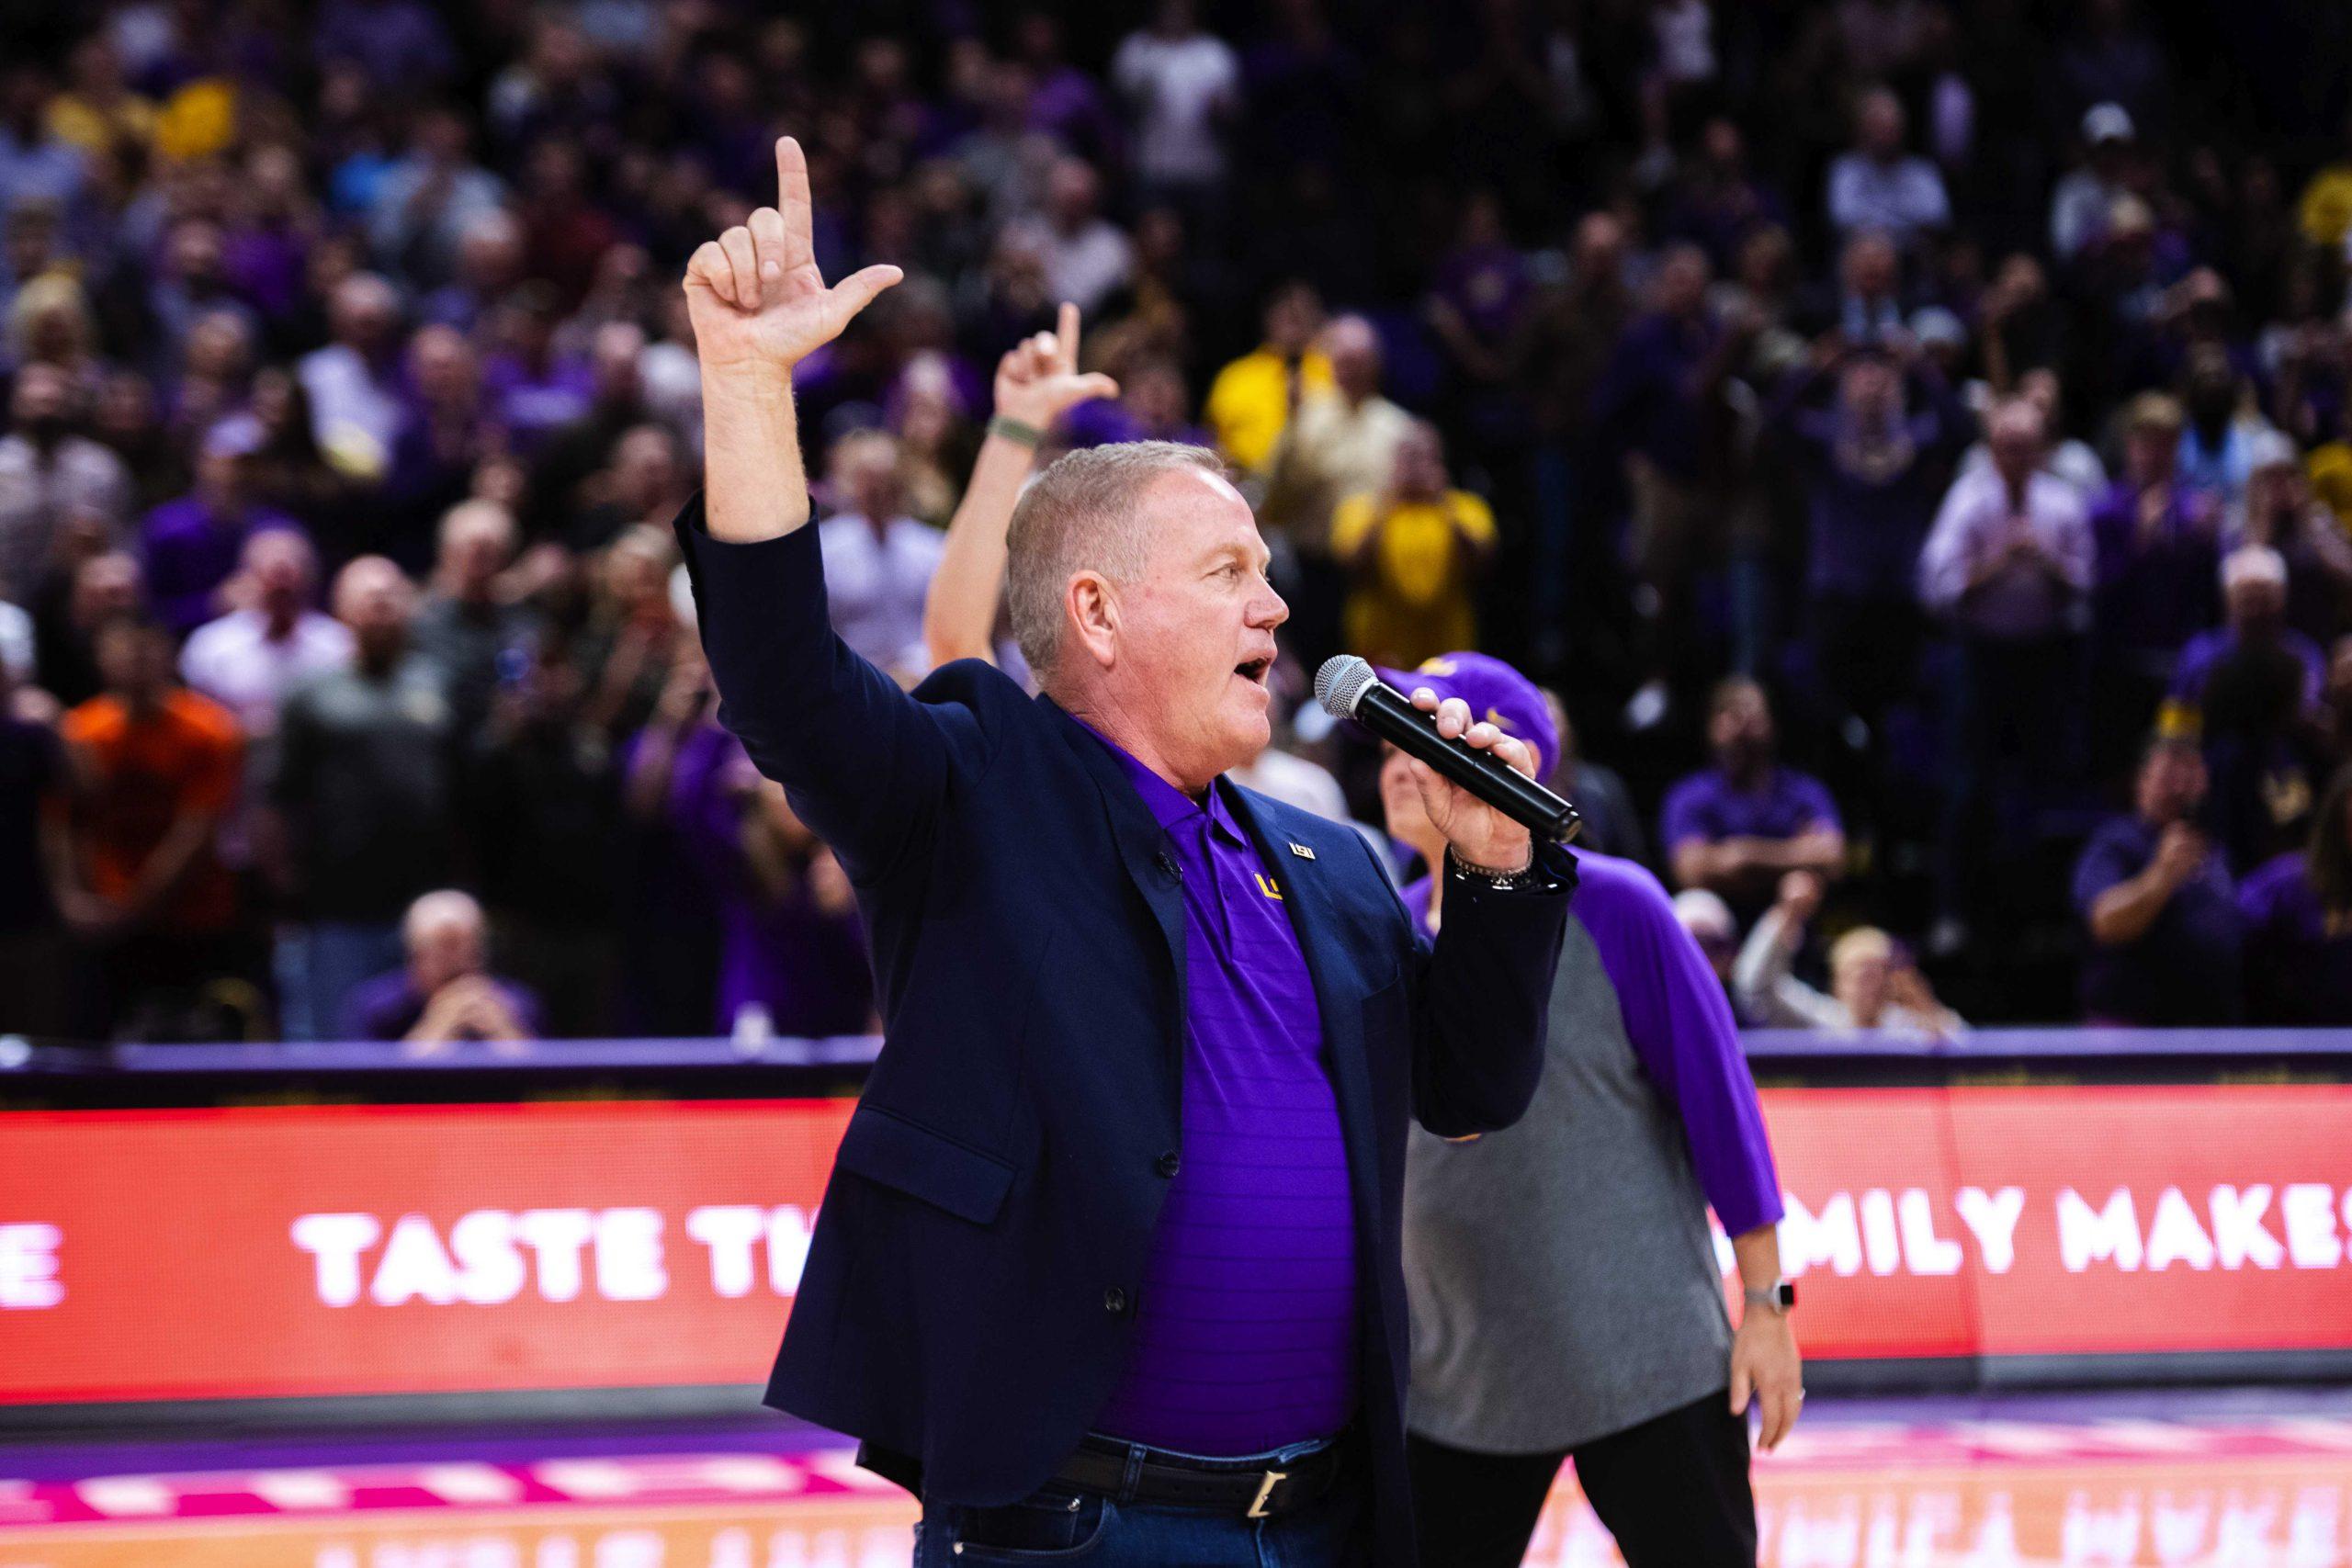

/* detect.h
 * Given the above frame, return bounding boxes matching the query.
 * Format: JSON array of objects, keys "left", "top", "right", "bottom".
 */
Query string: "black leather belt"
[{"left": 1051, "top": 1431, "right": 1348, "bottom": 1520}]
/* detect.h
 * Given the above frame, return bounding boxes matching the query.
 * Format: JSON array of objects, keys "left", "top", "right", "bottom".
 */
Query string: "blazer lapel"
[{"left": 1044, "top": 700, "right": 1187, "bottom": 1092}]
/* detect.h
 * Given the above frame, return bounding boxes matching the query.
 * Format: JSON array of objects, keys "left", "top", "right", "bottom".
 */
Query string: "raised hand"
[
  {"left": 994, "top": 301, "right": 1120, "bottom": 431},
  {"left": 684, "top": 137, "right": 903, "bottom": 373}
]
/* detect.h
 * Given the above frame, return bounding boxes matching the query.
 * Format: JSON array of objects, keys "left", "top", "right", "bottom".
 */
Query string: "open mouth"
[{"left": 1234, "top": 657, "right": 1272, "bottom": 686}]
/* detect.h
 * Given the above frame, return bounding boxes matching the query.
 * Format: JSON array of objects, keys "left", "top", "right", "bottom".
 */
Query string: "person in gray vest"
[{"left": 1376, "top": 652, "right": 1802, "bottom": 1567}]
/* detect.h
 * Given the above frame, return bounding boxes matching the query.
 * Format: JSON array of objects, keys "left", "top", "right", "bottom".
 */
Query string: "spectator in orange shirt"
[{"left": 50, "top": 615, "right": 245, "bottom": 1038}]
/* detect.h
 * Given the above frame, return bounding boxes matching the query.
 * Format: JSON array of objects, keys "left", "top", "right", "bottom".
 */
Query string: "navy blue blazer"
[{"left": 674, "top": 500, "right": 1573, "bottom": 1566}]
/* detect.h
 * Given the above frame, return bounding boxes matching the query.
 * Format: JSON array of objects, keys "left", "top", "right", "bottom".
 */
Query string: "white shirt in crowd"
[
  {"left": 1014, "top": 218, "right": 1136, "bottom": 318},
  {"left": 297, "top": 344, "right": 405, "bottom": 478},
  {"left": 818, "top": 513, "right": 946, "bottom": 681},
  {"left": 1112, "top": 28, "right": 1238, "bottom": 188},
  {"left": 180, "top": 608, "right": 356, "bottom": 736},
  {"left": 0, "top": 597, "right": 32, "bottom": 682}
]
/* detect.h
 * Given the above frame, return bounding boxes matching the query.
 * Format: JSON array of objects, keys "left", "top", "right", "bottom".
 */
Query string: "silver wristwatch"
[{"left": 1743, "top": 1278, "right": 1796, "bottom": 1315}]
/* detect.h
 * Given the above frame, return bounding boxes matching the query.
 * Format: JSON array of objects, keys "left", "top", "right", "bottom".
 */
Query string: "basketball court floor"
[{"left": 4, "top": 1390, "right": 2347, "bottom": 1567}]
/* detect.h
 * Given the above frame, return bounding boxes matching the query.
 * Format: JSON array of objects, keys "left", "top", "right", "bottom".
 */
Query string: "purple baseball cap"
[{"left": 1374, "top": 650, "right": 1559, "bottom": 779}]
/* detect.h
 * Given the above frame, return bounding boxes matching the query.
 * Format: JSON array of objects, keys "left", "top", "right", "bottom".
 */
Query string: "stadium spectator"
[
  {"left": 31, "top": 548, "right": 141, "bottom": 710},
  {"left": 1919, "top": 396, "right": 2094, "bottom": 934},
  {"left": 1825, "top": 85, "right": 1951, "bottom": 248},
  {"left": 1662, "top": 677, "right": 1845, "bottom": 925},
  {"left": 1955, "top": 368, "right": 2108, "bottom": 506},
  {"left": 52, "top": 616, "right": 244, "bottom": 1038},
  {"left": 1735, "top": 871, "right": 1963, "bottom": 1037},
  {"left": 703, "top": 768, "right": 873, "bottom": 1040},
  {"left": 0, "top": 362, "right": 130, "bottom": 606},
  {"left": 263, "top": 556, "right": 456, "bottom": 1041},
  {"left": 1594, "top": 242, "right": 1749, "bottom": 700},
  {"left": 1330, "top": 421, "right": 1496, "bottom": 669},
  {"left": 2238, "top": 430, "right": 2352, "bottom": 646},
  {"left": 1802, "top": 230, "right": 1910, "bottom": 349},
  {"left": 409, "top": 498, "right": 536, "bottom": 734},
  {"left": 298, "top": 272, "right": 406, "bottom": 479},
  {"left": 178, "top": 528, "right": 352, "bottom": 737},
  {"left": 2172, "top": 545, "right": 2326, "bottom": 717},
  {"left": 2050, "top": 103, "right": 2140, "bottom": 261},
  {"left": 463, "top": 626, "right": 622, "bottom": 1038},
  {"left": 815, "top": 430, "right": 944, "bottom": 682},
  {"left": 343, "top": 888, "right": 539, "bottom": 1047},
  {"left": 379, "top": 323, "right": 496, "bottom": 568},
  {"left": 1261, "top": 316, "right": 1411, "bottom": 551},
  {"left": 1011, "top": 157, "right": 1132, "bottom": 317},
  {"left": 0, "top": 652, "right": 68, "bottom": 1035},
  {"left": 2173, "top": 344, "right": 2267, "bottom": 523},
  {"left": 365, "top": 106, "right": 505, "bottom": 287},
  {"left": 2075, "top": 733, "right": 2242, "bottom": 1025},
  {"left": 1112, "top": 0, "right": 1240, "bottom": 209},
  {"left": 2089, "top": 391, "right": 2222, "bottom": 774},
  {"left": 2237, "top": 764, "right": 2352, "bottom": 1023},
  {"left": 2176, "top": 545, "right": 2334, "bottom": 871},
  {"left": 1204, "top": 279, "right": 1327, "bottom": 474},
  {"left": 1773, "top": 343, "right": 1962, "bottom": 757},
  {"left": 138, "top": 414, "right": 304, "bottom": 636}
]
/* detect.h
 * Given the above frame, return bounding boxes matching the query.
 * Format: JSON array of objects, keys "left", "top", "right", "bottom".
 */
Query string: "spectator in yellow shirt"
[
  {"left": 2297, "top": 113, "right": 2352, "bottom": 247},
  {"left": 1204, "top": 279, "right": 1329, "bottom": 473},
  {"left": 1331, "top": 423, "right": 1498, "bottom": 669}
]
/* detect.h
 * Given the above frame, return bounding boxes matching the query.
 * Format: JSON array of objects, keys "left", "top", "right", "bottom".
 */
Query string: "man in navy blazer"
[{"left": 673, "top": 138, "right": 1575, "bottom": 1568}]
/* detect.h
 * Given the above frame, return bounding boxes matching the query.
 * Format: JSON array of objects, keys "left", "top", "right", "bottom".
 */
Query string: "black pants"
[{"left": 1408, "top": 1389, "right": 1755, "bottom": 1568}]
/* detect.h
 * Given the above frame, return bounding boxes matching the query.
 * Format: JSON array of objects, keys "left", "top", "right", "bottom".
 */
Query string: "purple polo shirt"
[
  {"left": 1400, "top": 857, "right": 1783, "bottom": 1239},
  {"left": 1080, "top": 725, "right": 1359, "bottom": 1456},
  {"left": 1659, "top": 764, "right": 1841, "bottom": 858}
]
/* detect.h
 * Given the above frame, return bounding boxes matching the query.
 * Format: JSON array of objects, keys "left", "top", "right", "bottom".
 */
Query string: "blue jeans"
[{"left": 913, "top": 1435, "right": 1366, "bottom": 1567}]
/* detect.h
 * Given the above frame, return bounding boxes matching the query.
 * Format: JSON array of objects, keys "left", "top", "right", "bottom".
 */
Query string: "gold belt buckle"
[{"left": 1247, "top": 1469, "right": 1287, "bottom": 1519}]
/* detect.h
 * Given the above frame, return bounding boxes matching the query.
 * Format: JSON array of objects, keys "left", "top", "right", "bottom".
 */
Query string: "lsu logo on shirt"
[{"left": 1254, "top": 873, "right": 1283, "bottom": 901}]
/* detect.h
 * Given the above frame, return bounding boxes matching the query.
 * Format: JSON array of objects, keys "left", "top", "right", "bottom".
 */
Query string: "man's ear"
[{"left": 1067, "top": 570, "right": 1118, "bottom": 671}]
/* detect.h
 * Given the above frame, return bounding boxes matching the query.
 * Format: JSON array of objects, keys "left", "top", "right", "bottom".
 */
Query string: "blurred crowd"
[{"left": 3, "top": 0, "right": 2352, "bottom": 1043}]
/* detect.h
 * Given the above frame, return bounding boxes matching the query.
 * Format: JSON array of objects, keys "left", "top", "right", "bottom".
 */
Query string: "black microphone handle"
[{"left": 1355, "top": 681, "right": 1583, "bottom": 843}]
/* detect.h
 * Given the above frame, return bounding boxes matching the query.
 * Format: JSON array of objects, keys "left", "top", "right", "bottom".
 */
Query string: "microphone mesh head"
[{"left": 1314, "top": 655, "right": 1377, "bottom": 719}]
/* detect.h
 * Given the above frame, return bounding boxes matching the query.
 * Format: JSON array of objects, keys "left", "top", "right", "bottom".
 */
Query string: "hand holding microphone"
[{"left": 1316, "top": 656, "right": 1583, "bottom": 873}]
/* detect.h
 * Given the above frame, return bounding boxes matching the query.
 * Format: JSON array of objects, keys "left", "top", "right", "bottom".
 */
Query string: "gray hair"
[{"left": 1005, "top": 441, "right": 1229, "bottom": 680}]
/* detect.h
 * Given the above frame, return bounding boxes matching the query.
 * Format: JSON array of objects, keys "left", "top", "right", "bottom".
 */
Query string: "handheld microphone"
[{"left": 1314, "top": 656, "right": 1583, "bottom": 844}]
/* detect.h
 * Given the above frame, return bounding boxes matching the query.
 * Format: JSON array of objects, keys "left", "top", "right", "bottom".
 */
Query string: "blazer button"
[
  {"left": 1103, "top": 1286, "right": 1129, "bottom": 1315},
  {"left": 1156, "top": 1151, "right": 1182, "bottom": 1179}
]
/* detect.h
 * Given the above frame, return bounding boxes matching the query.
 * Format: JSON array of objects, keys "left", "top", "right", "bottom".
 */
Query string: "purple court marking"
[
  {"left": 0, "top": 1416, "right": 851, "bottom": 1484},
  {"left": 6, "top": 1030, "right": 2351, "bottom": 1082}
]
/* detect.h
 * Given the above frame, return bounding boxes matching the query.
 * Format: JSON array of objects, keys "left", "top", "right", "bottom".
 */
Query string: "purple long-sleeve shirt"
[
  {"left": 1402, "top": 852, "right": 1781, "bottom": 1239},
  {"left": 1081, "top": 724, "right": 1360, "bottom": 1456}
]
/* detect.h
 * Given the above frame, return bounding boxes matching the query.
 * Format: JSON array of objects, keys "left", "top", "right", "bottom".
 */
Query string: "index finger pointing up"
[
  {"left": 1056, "top": 301, "right": 1081, "bottom": 377},
  {"left": 775, "top": 136, "right": 813, "bottom": 275}
]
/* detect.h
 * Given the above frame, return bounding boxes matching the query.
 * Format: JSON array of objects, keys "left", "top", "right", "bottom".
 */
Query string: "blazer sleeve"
[
  {"left": 1402, "top": 840, "right": 1577, "bottom": 1138},
  {"left": 673, "top": 495, "right": 979, "bottom": 887}
]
